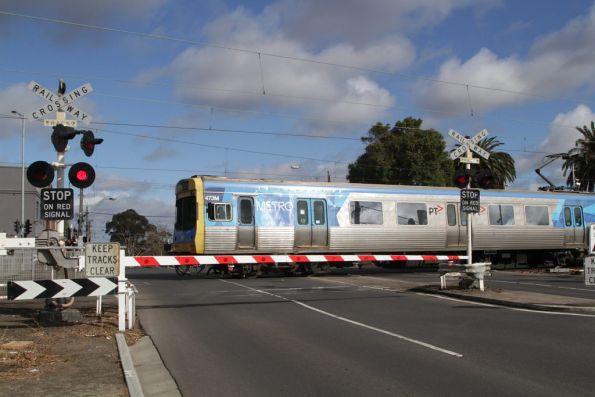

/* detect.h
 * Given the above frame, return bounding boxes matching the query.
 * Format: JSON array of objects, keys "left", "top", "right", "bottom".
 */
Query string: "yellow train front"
[{"left": 172, "top": 175, "right": 595, "bottom": 268}]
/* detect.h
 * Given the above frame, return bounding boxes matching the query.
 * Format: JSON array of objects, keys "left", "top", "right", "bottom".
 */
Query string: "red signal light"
[
  {"left": 68, "top": 162, "right": 95, "bottom": 189},
  {"left": 51, "top": 124, "right": 77, "bottom": 152},
  {"left": 26, "top": 161, "right": 55, "bottom": 188},
  {"left": 477, "top": 169, "right": 495, "bottom": 189},
  {"left": 79, "top": 130, "right": 103, "bottom": 157},
  {"left": 453, "top": 168, "right": 471, "bottom": 189},
  {"left": 75, "top": 169, "right": 88, "bottom": 181},
  {"left": 455, "top": 175, "right": 468, "bottom": 185}
]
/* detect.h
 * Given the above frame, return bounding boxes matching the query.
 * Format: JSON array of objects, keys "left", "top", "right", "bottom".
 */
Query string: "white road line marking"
[
  {"left": 491, "top": 279, "right": 595, "bottom": 293},
  {"left": 416, "top": 292, "right": 499, "bottom": 307},
  {"left": 349, "top": 275, "right": 420, "bottom": 284},
  {"left": 221, "top": 279, "right": 463, "bottom": 358},
  {"left": 416, "top": 293, "right": 595, "bottom": 317},
  {"left": 491, "top": 280, "right": 551, "bottom": 287},
  {"left": 315, "top": 276, "right": 408, "bottom": 293},
  {"left": 556, "top": 286, "right": 595, "bottom": 292}
]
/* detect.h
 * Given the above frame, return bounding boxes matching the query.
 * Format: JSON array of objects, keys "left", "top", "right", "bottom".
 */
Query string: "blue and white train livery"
[{"left": 172, "top": 175, "right": 595, "bottom": 267}]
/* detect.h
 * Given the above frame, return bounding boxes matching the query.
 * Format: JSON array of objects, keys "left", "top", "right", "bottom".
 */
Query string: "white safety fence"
[
  {"left": 1, "top": 244, "right": 137, "bottom": 332},
  {"left": 0, "top": 248, "right": 87, "bottom": 299}
]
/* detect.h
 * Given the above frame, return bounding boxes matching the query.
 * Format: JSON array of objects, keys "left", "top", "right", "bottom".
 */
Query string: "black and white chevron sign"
[{"left": 7, "top": 278, "right": 117, "bottom": 301}]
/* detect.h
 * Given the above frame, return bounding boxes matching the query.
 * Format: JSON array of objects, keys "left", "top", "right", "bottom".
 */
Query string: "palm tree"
[
  {"left": 455, "top": 136, "right": 516, "bottom": 189},
  {"left": 562, "top": 122, "right": 595, "bottom": 192}
]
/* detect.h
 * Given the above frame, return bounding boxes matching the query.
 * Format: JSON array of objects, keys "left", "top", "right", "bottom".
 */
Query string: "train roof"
[{"left": 187, "top": 175, "right": 595, "bottom": 201}]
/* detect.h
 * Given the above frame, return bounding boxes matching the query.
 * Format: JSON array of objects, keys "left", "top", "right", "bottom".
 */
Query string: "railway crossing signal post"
[
  {"left": 25, "top": 80, "right": 96, "bottom": 239},
  {"left": 448, "top": 129, "right": 490, "bottom": 266}
]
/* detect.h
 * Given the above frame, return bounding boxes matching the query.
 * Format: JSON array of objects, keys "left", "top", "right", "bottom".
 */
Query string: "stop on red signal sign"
[
  {"left": 41, "top": 188, "right": 73, "bottom": 220},
  {"left": 460, "top": 189, "right": 480, "bottom": 213}
]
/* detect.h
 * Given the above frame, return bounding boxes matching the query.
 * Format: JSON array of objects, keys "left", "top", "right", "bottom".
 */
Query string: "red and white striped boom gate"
[{"left": 123, "top": 254, "right": 467, "bottom": 268}]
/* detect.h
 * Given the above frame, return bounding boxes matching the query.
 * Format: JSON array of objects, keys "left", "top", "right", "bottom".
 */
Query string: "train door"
[
  {"left": 237, "top": 196, "right": 255, "bottom": 249},
  {"left": 563, "top": 206, "right": 585, "bottom": 245},
  {"left": 295, "top": 199, "right": 328, "bottom": 248},
  {"left": 446, "top": 203, "right": 465, "bottom": 247}
]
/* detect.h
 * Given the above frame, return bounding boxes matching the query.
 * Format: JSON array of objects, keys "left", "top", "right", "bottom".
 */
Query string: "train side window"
[
  {"left": 489, "top": 204, "right": 515, "bottom": 225},
  {"left": 397, "top": 203, "right": 427, "bottom": 225},
  {"left": 447, "top": 204, "right": 457, "bottom": 226},
  {"left": 350, "top": 201, "right": 383, "bottom": 225},
  {"left": 525, "top": 205, "right": 549, "bottom": 226},
  {"left": 208, "top": 202, "right": 232, "bottom": 221},
  {"left": 239, "top": 199, "right": 253, "bottom": 225},
  {"left": 313, "top": 200, "right": 326, "bottom": 225},
  {"left": 574, "top": 207, "right": 583, "bottom": 227},
  {"left": 297, "top": 200, "right": 309, "bottom": 225},
  {"left": 564, "top": 207, "right": 572, "bottom": 227}
]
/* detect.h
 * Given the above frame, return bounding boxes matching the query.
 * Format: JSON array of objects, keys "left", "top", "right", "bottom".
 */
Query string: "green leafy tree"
[
  {"left": 105, "top": 209, "right": 157, "bottom": 255},
  {"left": 348, "top": 117, "right": 453, "bottom": 186},
  {"left": 562, "top": 122, "right": 595, "bottom": 192},
  {"left": 454, "top": 136, "right": 516, "bottom": 189}
]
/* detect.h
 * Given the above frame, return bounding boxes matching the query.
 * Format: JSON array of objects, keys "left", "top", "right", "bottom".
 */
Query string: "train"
[{"left": 171, "top": 175, "right": 595, "bottom": 273}]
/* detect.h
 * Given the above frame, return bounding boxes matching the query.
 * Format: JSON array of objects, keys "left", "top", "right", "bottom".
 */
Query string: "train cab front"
[{"left": 172, "top": 177, "right": 205, "bottom": 254}]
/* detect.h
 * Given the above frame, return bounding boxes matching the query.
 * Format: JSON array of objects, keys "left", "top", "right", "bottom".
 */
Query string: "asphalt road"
[{"left": 129, "top": 268, "right": 595, "bottom": 397}]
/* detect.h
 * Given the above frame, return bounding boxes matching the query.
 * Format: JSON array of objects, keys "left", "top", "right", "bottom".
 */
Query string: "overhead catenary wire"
[
  {"left": 1, "top": 9, "right": 592, "bottom": 104},
  {"left": 0, "top": 9, "right": 588, "bottom": 187},
  {"left": 0, "top": 9, "right": 592, "bottom": 156},
  {"left": 0, "top": 72, "right": 588, "bottom": 143}
]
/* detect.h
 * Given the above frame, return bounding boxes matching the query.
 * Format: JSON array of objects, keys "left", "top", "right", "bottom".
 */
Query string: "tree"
[
  {"left": 105, "top": 209, "right": 158, "bottom": 255},
  {"left": 562, "top": 122, "right": 595, "bottom": 192},
  {"left": 144, "top": 225, "right": 173, "bottom": 256},
  {"left": 455, "top": 136, "right": 516, "bottom": 189},
  {"left": 348, "top": 117, "right": 453, "bottom": 186}
]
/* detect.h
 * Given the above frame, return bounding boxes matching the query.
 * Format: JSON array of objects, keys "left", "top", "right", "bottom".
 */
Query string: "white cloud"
[
  {"left": 0, "top": 0, "right": 168, "bottom": 48},
  {"left": 417, "top": 4, "right": 595, "bottom": 114},
  {"left": 417, "top": 48, "right": 528, "bottom": 114},
  {"left": 143, "top": 6, "right": 415, "bottom": 134},
  {"left": 265, "top": 0, "right": 492, "bottom": 47},
  {"left": 317, "top": 76, "right": 394, "bottom": 126},
  {"left": 0, "top": 83, "right": 46, "bottom": 138},
  {"left": 84, "top": 174, "right": 174, "bottom": 233},
  {"left": 92, "top": 174, "right": 154, "bottom": 196},
  {"left": 1, "top": 0, "right": 167, "bottom": 25},
  {"left": 513, "top": 104, "right": 594, "bottom": 188},
  {"left": 143, "top": 146, "right": 179, "bottom": 161}
]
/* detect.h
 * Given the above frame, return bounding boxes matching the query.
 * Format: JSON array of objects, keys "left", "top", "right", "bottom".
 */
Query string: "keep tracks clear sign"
[
  {"left": 585, "top": 256, "right": 595, "bottom": 286},
  {"left": 85, "top": 243, "right": 120, "bottom": 277}
]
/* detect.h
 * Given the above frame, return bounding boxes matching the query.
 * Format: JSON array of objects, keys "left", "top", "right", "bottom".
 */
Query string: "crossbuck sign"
[
  {"left": 448, "top": 129, "right": 490, "bottom": 161},
  {"left": 27, "top": 81, "right": 93, "bottom": 125}
]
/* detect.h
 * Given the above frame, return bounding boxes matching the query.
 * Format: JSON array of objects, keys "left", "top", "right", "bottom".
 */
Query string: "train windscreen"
[{"left": 176, "top": 196, "right": 197, "bottom": 231}]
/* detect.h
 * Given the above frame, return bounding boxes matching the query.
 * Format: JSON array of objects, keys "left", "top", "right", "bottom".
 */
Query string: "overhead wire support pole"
[
  {"left": 11, "top": 111, "right": 26, "bottom": 237},
  {"left": 55, "top": 110, "right": 67, "bottom": 238}
]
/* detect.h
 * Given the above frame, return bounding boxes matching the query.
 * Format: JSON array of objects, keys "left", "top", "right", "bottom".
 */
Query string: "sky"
[{"left": 1, "top": 0, "right": 595, "bottom": 237}]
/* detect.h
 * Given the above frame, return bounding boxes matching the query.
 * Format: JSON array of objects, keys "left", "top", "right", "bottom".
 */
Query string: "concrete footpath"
[
  {"left": 414, "top": 284, "right": 595, "bottom": 313},
  {"left": 117, "top": 334, "right": 181, "bottom": 397}
]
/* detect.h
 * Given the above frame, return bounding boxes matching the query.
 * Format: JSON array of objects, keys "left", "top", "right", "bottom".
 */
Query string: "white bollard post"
[
  {"left": 127, "top": 287, "right": 134, "bottom": 330},
  {"left": 118, "top": 249, "right": 126, "bottom": 332},
  {"left": 96, "top": 295, "right": 102, "bottom": 317}
]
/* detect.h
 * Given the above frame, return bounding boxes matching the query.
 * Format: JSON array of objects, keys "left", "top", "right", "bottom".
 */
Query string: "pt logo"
[{"left": 429, "top": 205, "right": 444, "bottom": 215}]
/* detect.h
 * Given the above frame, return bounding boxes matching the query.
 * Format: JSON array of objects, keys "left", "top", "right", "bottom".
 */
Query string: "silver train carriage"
[{"left": 172, "top": 176, "right": 595, "bottom": 267}]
